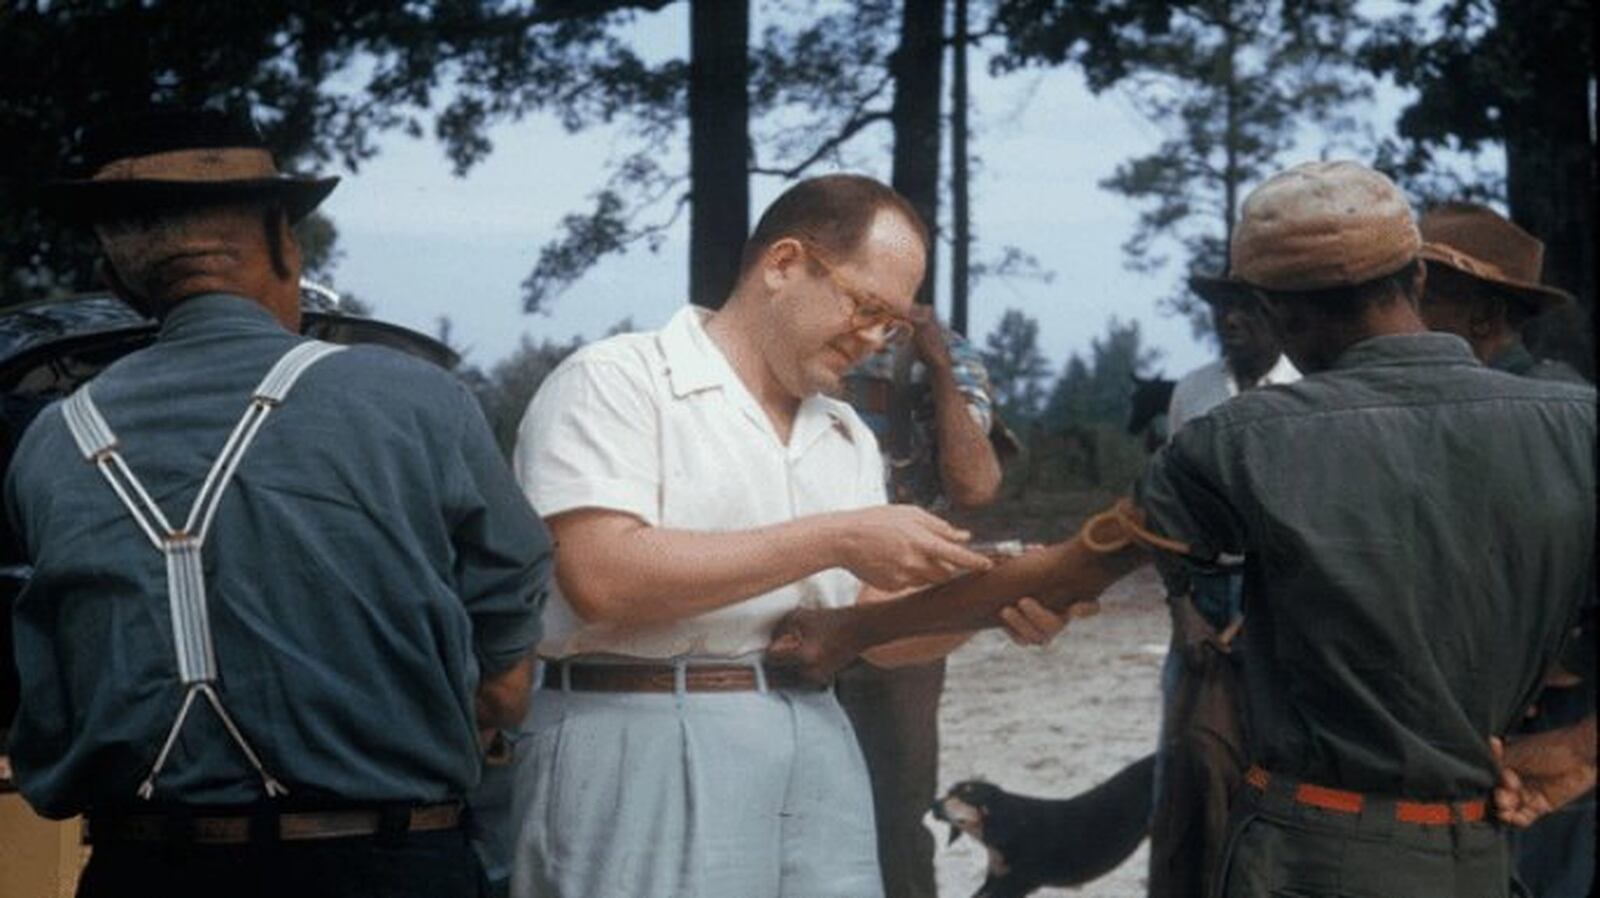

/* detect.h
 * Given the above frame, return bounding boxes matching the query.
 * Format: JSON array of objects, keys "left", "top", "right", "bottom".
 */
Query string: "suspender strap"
[{"left": 58, "top": 339, "right": 345, "bottom": 802}]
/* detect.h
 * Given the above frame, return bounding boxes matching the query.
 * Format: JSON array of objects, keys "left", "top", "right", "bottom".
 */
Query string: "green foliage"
[
  {"left": 464, "top": 333, "right": 584, "bottom": 457},
  {"left": 979, "top": 308, "right": 1053, "bottom": 426},
  {"left": 1043, "top": 315, "right": 1161, "bottom": 427},
  {"left": 0, "top": 0, "right": 679, "bottom": 306},
  {"left": 992, "top": 0, "right": 1369, "bottom": 339},
  {"left": 1358, "top": 0, "right": 1590, "bottom": 200},
  {"left": 293, "top": 213, "right": 343, "bottom": 283}
]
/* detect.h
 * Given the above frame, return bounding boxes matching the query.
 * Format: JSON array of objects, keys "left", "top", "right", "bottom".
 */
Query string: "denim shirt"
[{"left": 6, "top": 294, "right": 551, "bottom": 817}]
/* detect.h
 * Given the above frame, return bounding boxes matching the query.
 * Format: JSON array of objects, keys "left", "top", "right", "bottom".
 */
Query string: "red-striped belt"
[{"left": 1245, "top": 765, "right": 1487, "bottom": 826}]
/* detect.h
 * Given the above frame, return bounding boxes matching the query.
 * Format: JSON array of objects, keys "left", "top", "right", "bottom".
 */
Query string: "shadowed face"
[
  {"left": 761, "top": 209, "right": 925, "bottom": 399},
  {"left": 1209, "top": 291, "right": 1280, "bottom": 374}
]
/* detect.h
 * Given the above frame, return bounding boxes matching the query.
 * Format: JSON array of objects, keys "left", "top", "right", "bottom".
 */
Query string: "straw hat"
[
  {"left": 1190, "top": 161, "right": 1420, "bottom": 304},
  {"left": 39, "top": 108, "right": 338, "bottom": 224},
  {"left": 1417, "top": 202, "right": 1572, "bottom": 313}
]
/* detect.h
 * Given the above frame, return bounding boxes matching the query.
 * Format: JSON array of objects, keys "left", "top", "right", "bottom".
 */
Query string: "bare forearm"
[
  {"left": 554, "top": 512, "right": 850, "bottom": 625},
  {"left": 475, "top": 655, "right": 534, "bottom": 730},
  {"left": 927, "top": 363, "right": 1002, "bottom": 508},
  {"left": 843, "top": 537, "right": 1146, "bottom": 647}
]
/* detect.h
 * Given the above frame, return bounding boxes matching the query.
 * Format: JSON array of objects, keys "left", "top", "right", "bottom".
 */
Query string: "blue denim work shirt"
[
  {"left": 1137, "top": 332, "right": 1595, "bottom": 800},
  {"left": 5, "top": 294, "right": 551, "bottom": 818}
]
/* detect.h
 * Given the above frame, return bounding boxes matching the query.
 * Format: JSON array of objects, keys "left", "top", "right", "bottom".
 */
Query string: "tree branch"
[{"left": 749, "top": 109, "right": 891, "bottom": 179}]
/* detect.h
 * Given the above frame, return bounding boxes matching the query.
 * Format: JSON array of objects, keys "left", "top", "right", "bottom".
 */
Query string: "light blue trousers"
[{"left": 508, "top": 662, "right": 885, "bottom": 898}]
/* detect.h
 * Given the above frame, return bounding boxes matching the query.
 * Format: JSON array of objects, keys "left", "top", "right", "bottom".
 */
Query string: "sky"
[{"left": 316, "top": 3, "right": 1468, "bottom": 383}]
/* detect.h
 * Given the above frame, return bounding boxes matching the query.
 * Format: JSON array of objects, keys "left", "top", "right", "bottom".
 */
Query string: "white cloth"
[
  {"left": 1166, "top": 353, "right": 1301, "bottom": 435},
  {"left": 513, "top": 305, "right": 886, "bottom": 659}
]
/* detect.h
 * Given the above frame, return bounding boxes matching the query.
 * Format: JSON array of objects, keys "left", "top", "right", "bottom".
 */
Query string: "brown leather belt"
[
  {"left": 540, "top": 660, "right": 826, "bottom": 693},
  {"left": 1245, "top": 765, "right": 1486, "bottom": 826},
  {"left": 87, "top": 801, "right": 463, "bottom": 845}
]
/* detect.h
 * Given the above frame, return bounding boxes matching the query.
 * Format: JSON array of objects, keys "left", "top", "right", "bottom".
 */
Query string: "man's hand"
[
  {"left": 908, "top": 305, "right": 953, "bottom": 370},
  {"left": 767, "top": 606, "right": 861, "bottom": 686},
  {"left": 1491, "top": 718, "right": 1598, "bottom": 828},
  {"left": 1000, "top": 597, "right": 1098, "bottom": 647},
  {"left": 832, "top": 505, "right": 992, "bottom": 591}
]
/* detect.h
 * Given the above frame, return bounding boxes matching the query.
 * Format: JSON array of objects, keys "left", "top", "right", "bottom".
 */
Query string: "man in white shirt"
[
  {"left": 506, "top": 175, "right": 1057, "bottom": 898},
  {"left": 1166, "top": 284, "right": 1300, "bottom": 435}
]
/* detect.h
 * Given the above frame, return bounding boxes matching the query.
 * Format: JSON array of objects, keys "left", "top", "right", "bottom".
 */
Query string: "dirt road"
[{"left": 934, "top": 567, "right": 1167, "bottom": 898}]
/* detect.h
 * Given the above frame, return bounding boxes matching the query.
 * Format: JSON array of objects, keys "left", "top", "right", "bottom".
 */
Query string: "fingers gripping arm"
[{"left": 769, "top": 500, "right": 1164, "bottom": 680}]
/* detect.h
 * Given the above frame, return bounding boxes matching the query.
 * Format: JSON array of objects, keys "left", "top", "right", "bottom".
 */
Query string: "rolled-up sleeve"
[
  {"left": 449, "top": 384, "right": 554, "bottom": 673},
  {"left": 1134, "top": 419, "right": 1249, "bottom": 590},
  {"left": 513, "top": 355, "right": 661, "bottom": 526}
]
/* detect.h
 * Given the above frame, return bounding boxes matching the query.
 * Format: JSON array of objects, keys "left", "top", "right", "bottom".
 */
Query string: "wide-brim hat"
[
  {"left": 38, "top": 108, "right": 337, "bottom": 224},
  {"left": 1188, "top": 161, "right": 1420, "bottom": 304},
  {"left": 1417, "top": 202, "right": 1573, "bottom": 314}
]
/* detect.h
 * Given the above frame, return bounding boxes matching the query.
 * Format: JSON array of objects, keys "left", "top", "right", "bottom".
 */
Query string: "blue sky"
[{"left": 317, "top": 3, "right": 1484, "bottom": 383}]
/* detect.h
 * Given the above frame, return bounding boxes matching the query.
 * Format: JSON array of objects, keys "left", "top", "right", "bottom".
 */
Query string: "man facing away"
[
  {"left": 7, "top": 108, "right": 553, "bottom": 898},
  {"left": 837, "top": 306, "right": 1013, "bottom": 898},
  {"left": 506, "top": 174, "right": 1060, "bottom": 898},
  {"left": 1416, "top": 201, "right": 1594, "bottom": 898},
  {"left": 767, "top": 160, "right": 1596, "bottom": 898}
]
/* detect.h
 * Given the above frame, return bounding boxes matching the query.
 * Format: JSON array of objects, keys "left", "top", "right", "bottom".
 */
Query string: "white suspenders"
[{"left": 59, "top": 339, "right": 346, "bottom": 800}]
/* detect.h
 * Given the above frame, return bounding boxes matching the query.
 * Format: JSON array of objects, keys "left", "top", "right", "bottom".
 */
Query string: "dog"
[{"left": 931, "top": 753, "right": 1157, "bottom": 898}]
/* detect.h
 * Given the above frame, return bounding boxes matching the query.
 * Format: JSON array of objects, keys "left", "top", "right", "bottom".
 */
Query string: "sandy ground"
[{"left": 933, "top": 566, "right": 1168, "bottom": 898}]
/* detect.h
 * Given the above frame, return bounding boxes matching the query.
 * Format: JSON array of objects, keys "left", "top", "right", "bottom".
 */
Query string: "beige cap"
[{"left": 1190, "top": 161, "right": 1420, "bottom": 302}]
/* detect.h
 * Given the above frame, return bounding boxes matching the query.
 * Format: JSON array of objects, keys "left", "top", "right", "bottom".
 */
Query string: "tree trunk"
[
  {"left": 949, "top": 0, "right": 971, "bottom": 335},
  {"left": 688, "top": 0, "right": 750, "bottom": 310},
  {"left": 890, "top": 0, "right": 946, "bottom": 307},
  {"left": 1499, "top": 0, "right": 1595, "bottom": 378}
]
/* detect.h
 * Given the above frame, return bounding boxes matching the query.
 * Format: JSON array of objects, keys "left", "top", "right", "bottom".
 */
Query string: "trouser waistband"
[{"left": 538, "top": 657, "right": 829, "bottom": 693}]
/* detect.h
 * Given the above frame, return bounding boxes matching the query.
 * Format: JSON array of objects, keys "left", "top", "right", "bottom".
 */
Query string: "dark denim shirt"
[
  {"left": 1138, "top": 332, "right": 1595, "bottom": 799},
  {"left": 5, "top": 294, "right": 551, "bottom": 817}
]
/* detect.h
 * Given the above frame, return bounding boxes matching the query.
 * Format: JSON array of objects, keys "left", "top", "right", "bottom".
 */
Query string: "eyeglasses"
[{"left": 796, "top": 240, "right": 915, "bottom": 345}]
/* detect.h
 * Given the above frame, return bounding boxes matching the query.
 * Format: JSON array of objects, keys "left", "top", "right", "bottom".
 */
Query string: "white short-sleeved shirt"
[
  {"left": 1166, "top": 353, "right": 1301, "bottom": 435},
  {"left": 513, "top": 306, "right": 888, "bottom": 659}
]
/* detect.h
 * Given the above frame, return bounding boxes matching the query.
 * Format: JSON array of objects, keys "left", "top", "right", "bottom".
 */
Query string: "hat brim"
[
  {"left": 1418, "top": 246, "right": 1573, "bottom": 313},
  {"left": 37, "top": 175, "right": 339, "bottom": 225},
  {"left": 1188, "top": 273, "right": 1259, "bottom": 306}
]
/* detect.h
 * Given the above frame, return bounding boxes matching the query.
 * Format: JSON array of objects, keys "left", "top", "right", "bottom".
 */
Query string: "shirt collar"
[
  {"left": 1255, "top": 352, "right": 1301, "bottom": 387},
  {"left": 158, "top": 293, "right": 283, "bottom": 341},
  {"left": 655, "top": 305, "right": 860, "bottom": 454},
  {"left": 1486, "top": 342, "right": 1536, "bottom": 376},
  {"left": 1330, "top": 332, "right": 1480, "bottom": 371},
  {"left": 657, "top": 305, "right": 728, "bottom": 398}
]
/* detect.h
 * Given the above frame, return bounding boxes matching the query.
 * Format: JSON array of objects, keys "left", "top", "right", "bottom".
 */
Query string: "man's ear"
[
  {"left": 97, "top": 259, "right": 157, "bottom": 318},
  {"left": 760, "top": 237, "right": 806, "bottom": 294}
]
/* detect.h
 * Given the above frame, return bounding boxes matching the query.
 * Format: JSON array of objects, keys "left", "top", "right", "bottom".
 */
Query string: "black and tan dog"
[{"left": 931, "top": 753, "right": 1156, "bottom": 898}]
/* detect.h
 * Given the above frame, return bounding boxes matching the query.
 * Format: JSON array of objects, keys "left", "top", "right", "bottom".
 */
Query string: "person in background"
[
  {"left": 9, "top": 107, "right": 552, "bottom": 898},
  {"left": 1166, "top": 286, "right": 1300, "bottom": 435},
  {"left": 837, "top": 304, "right": 1015, "bottom": 898},
  {"left": 1417, "top": 201, "right": 1594, "bottom": 898}
]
